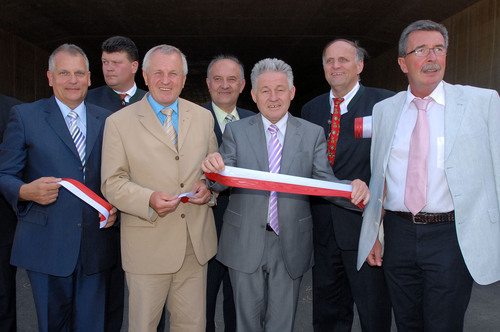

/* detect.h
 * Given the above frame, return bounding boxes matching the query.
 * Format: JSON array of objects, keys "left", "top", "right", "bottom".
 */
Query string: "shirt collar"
[
  {"left": 56, "top": 97, "right": 86, "bottom": 124},
  {"left": 147, "top": 94, "right": 179, "bottom": 116},
  {"left": 405, "top": 80, "right": 445, "bottom": 107},
  {"left": 329, "top": 81, "right": 360, "bottom": 113},
  {"left": 212, "top": 102, "right": 239, "bottom": 121},
  {"left": 113, "top": 82, "right": 137, "bottom": 98},
  {"left": 261, "top": 112, "right": 288, "bottom": 134}
]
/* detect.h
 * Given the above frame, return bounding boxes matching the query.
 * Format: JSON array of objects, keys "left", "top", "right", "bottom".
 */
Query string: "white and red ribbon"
[
  {"left": 354, "top": 116, "right": 372, "bottom": 138},
  {"left": 58, "top": 178, "right": 112, "bottom": 228},
  {"left": 205, "top": 166, "right": 364, "bottom": 209}
]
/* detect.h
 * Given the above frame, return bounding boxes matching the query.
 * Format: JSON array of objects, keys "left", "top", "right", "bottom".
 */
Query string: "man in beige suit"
[{"left": 101, "top": 44, "right": 218, "bottom": 332}]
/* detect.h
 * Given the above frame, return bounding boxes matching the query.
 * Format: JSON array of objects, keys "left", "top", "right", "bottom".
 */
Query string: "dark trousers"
[
  {"left": 27, "top": 255, "right": 110, "bottom": 332},
  {"left": 0, "top": 244, "right": 16, "bottom": 332},
  {"left": 206, "top": 257, "right": 236, "bottom": 332},
  {"left": 383, "top": 211, "right": 473, "bottom": 332},
  {"left": 312, "top": 220, "right": 391, "bottom": 332}
]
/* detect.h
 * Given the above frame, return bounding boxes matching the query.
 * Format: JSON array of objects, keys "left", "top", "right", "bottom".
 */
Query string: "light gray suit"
[
  {"left": 211, "top": 113, "right": 343, "bottom": 331},
  {"left": 357, "top": 82, "right": 500, "bottom": 286}
]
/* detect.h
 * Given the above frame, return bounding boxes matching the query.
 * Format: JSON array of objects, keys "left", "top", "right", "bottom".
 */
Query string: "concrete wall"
[{"left": 364, "top": 0, "right": 500, "bottom": 93}]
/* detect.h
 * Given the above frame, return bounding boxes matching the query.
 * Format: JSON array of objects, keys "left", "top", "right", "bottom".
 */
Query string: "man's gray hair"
[
  {"left": 48, "top": 44, "right": 89, "bottom": 72},
  {"left": 142, "top": 44, "right": 188, "bottom": 75},
  {"left": 250, "top": 58, "right": 293, "bottom": 91},
  {"left": 207, "top": 55, "right": 245, "bottom": 82},
  {"left": 322, "top": 39, "right": 368, "bottom": 65},
  {"left": 398, "top": 20, "right": 449, "bottom": 57}
]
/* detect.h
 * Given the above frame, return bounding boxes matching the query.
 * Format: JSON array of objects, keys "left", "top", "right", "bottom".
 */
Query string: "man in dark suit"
[
  {"left": 301, "top": 39, "right": 393, "bottom": 332},
  {"left": 202, "top": 58, "right": 369, "bottom": 332},
  {"left": 204, "top": 55, "right": 253, "bottom": 332},
  {"left": 86, "top": 35, "right": 147, "bottom": 332},
  {"left": 0, "top": 94, "right": 22, "bottom": 332},
  {"left": 86, "top": 36, "right": 147, "bottom": 111},
  {"left": 0, "top": 44, "right": 117, "bottom": 332}
]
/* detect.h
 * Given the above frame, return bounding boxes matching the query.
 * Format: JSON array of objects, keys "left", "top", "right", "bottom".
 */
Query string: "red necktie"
[
  {"left": 404, "top": 97, "right": 433, "bottom": 215},
  {"left": 119, "top": 93, "right": 128, "bottom": 106},
  {"left": 327, "top": 98, "right": 344, "bottom": 166}
]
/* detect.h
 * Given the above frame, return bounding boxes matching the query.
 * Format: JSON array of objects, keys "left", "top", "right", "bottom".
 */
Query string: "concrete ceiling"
[{"left": 0, "top": 0, "right": 480, "bottom": 111}]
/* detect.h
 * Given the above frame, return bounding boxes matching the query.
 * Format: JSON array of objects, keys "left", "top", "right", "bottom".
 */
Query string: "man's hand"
[
  {"left": 149, "top": 191, "right": 180, "bottom": 217},
  {"left": 101, "top": 206, "right": 118, "bottom": 229},
  {"left": 350, "top": 179, "right": 370, "bottom": 206},
  {"left": 366, "top": 237, "right": 383, "bottom": 267},
  {"left": 201, "top": 152, "right": 225, "bottom": 173},
  {"left": 188, "top": 180, "right": 211, "bottom": 205},
  {"left": 19, "top": 177, "right": 61, "bottom": 205}
]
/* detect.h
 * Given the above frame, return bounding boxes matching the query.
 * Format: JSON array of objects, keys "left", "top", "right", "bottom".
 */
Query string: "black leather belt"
[{"left": 389, "top": 210, "right": 455, "bottom": 224}]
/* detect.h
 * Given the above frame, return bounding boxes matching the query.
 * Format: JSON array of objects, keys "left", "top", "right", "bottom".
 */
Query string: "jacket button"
[
  {"left": 180, "top": 183, "right": 184, "bottom": 188},
  {"left": 181, "top": 214, "right": 186, "bottom": 218},
  {"left": 175, "top": 156, "right": 180, "bottom": 160}
]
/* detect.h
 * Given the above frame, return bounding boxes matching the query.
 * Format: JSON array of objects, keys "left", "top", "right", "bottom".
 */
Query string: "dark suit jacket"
[
  {"left": 86, "top": 85, "right": 147, "bottom": 112},
  {"left": 0, "top": 94, "right": 22, "bottom": 248},
  {"left": 212, "top": 114, "right": 342, "bottom": 279},
  {"left": 302, "top": 85, "right": 394, "bottom": 250},
  {"left": 0, "top": 96, "right": 117, "bottom": 276},
  {"left": 203, "top": 102, "right": 254, "bottom": 237}
]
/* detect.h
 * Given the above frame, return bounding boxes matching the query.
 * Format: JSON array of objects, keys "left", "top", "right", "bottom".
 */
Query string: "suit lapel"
[
  {"left": 177, "top": 98, "right": 192, "bottom": 151},
  {"left": 381, "top": 93, "right": 406, "bottom": 172},
  {"left": 246, "top": 115, "right": 269, "bottom": 171},
  {"left": 45, "top": 96, "right": 82, "bottom": 161},
  {"left": 137, "top": 95, "right": 177, "bottom": 153},
  {"left": 443, "top": 83, "right": 465, "bottom": 160},
  {"left": 281, "top": 115, "right": 302, "bottom": 174},
  {"left": 85, "top": 104, "right": 101, "bottom": 162}
]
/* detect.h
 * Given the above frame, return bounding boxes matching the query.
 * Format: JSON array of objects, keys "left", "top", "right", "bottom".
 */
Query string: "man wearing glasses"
[{"left": 358, "top": 19, "right": 500, "bottom": 331}]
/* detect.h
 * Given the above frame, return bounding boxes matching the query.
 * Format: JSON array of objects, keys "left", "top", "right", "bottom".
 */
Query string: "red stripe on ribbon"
[
  {"left": 59, "top": 178, "right": 112, "bottom": 227},
  {"left": 205, "top": 172, "right": 365, "bottom": 210},
  {"left": 354, "top": 117, "right": 363, "bottom": 138}
]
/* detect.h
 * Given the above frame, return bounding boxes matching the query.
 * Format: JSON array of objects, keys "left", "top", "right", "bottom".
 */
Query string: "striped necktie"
[
  {"left": 223, "top": 114, "right": 235, "bottom": 133},
  {"left": 67, "top": 111, "right": 86, "bottom": 165},
  {"left": 161, "top": 108, "right": 178, "bottom": 150},
  {"left": 267, "top": 124, "right": 282, "bottom": 235}
]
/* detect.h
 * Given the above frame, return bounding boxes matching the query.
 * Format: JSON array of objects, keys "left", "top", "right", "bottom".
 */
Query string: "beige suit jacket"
[{"left": 101, "top": 94, "right": 218, "bottom": 274}]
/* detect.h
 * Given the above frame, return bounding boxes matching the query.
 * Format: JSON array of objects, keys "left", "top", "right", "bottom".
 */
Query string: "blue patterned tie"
[
  {"left": 268, "top": 124, "right": 282, "bottom": 235},
  {"left": 67, "top": 111, "right": 86, "bottom": 165}
]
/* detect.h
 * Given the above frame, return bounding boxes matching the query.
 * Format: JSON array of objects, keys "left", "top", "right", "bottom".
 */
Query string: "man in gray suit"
[
  {"left": 357, "top": 20, "right": 500, "bottom": 332},
  {"left": 202, "top": 58, "right": 369, "bottom": 332}
]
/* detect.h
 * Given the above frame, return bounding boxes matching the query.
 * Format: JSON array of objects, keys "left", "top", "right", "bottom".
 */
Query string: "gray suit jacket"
[
  {"left": 357, "top": 82, "right": 500, "bottom": 285},
  {"left": 212, "top": 113, "right": 342, "bottom": 279}
]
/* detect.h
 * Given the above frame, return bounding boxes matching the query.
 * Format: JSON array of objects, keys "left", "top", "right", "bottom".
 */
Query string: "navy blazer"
[
  {"left": 86, "top": 85, "right": 147, "bottom": 112},
  {"left": 0, "top": 96, "right": 117, "bottom": 276},
  {"left": 302, "top": 85, "right": 394, "bottom": 249}
]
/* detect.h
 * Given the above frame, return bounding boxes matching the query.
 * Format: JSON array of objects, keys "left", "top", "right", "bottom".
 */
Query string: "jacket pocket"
[
  {"left": 224, "top": 208, "right": 242, "bottom": 228},
  {"left": 19, "top": 207, "right": 47, "bottom": 226}
]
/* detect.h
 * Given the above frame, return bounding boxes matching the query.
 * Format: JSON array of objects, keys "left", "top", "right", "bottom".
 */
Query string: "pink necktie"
[
  {"left": 268, "top": 124, "right": 282, "bottom": 235},
  {"left": 405, "top": 97, "right": 433, "bottom": 215}
]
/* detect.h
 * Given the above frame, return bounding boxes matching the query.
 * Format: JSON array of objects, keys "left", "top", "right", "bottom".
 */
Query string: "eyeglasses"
[{"left": 404, "top": 47, "right": 447, "bottom": 58}]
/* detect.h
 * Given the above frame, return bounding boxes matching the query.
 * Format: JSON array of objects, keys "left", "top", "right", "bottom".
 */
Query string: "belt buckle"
[{"left": 411, "top": 213, "right": 426, "bottom": 224}]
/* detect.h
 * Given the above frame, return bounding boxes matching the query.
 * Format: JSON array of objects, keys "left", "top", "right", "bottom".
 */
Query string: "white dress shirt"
[{"left": 384, "top": 81, "right": 454, "bottom": 213}]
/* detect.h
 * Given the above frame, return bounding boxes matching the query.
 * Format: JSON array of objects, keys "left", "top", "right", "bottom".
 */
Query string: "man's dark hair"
[{"left": 101, "top": 36, "right": 140, "bottom": 62}]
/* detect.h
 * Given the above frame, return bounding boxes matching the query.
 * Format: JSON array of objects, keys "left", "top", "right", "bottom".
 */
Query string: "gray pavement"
[{"left": 16, "top": 267, "right": 500, "bottom": 331}]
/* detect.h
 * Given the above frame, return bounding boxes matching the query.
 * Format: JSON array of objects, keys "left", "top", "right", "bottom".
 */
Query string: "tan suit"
[{"left": 101, "top": 94, "right": 218, "bottom": 331}]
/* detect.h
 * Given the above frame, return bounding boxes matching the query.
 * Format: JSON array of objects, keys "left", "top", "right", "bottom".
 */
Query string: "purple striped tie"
[
  {"left": 67, "top": 111, "right": 86, "bottom": 165},
  {"left": 268, "top": 124, "right": 282, "bottom": 235}
]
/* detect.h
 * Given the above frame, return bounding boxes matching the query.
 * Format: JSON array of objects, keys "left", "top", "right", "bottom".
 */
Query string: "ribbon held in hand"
[
  {"left": 205, "top": 166, "right": 365, "bottom": 210},
  {"left": 58, "top": 178, "right": 112, "bottom": 228}
]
